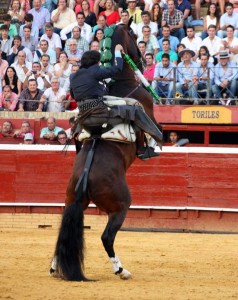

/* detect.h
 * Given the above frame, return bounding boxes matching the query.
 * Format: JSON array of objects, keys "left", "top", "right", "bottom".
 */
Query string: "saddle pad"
[{"left": 101, "top": 123, "right": 136, "bottom": 142}]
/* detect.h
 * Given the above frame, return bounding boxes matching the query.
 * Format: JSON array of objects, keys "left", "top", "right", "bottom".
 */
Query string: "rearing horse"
[{"left": 52, "top": 24, "right": 159, "bottom": 281}]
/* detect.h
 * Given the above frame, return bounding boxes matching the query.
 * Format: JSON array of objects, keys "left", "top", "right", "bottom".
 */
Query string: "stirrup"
[{"left": 138, "top": 147, "right": 160, "bottom": 161}]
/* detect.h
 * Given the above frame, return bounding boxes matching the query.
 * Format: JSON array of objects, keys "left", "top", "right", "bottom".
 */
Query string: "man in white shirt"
[
  {"left": 181, "top": 26, "right": 202, "bottom": 60},
  {"left": 201, "top": 25, "right": 222, "bottom": 62},
  {"left": 11, "top": 51, "right": 32, "bottom": 83},
  {"left": 217, "top": 2, "right": 238, "bottom": 39},
  {"left": 40, "top": 24, "right": 62, "bottom": 60},
  {"left": 60, "top": 12, "right": 92, "bottom": 43},
  {"left": 23, "top": 62, "right": 51, "bottom": 91},
  {"left": 137, "top": 11, "right": 158, "bottom": 37}
]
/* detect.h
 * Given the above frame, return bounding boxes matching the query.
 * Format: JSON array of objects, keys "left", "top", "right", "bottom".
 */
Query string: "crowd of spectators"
[{"left": 0, "top": 0, "right": 238, "bottom": 113}]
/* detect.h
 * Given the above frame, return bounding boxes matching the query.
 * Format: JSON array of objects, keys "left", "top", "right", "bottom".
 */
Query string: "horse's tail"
[{"left": 54, "top": 198, "right": 87, "bottom": 281}]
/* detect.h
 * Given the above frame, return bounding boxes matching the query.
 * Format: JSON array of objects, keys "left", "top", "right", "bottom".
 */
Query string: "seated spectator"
[
  {"left": 137, "top": 26, "right": 159, "bottom": 56},
  {"left": 137, "top": 11, "right": 158, "bottom": 37},
  {"left": 145, "top": 0, "right": 166, "bottom": 11},
  {"left": 90, "top": 40, "right": 100, "bottom": 51},
  {"left": 161, "top": 0, "right": 185, "bottom": 41},
  {"left": 196, "top": 45, "right": 214, "bottom": 64},
  {"left": 57, "top": 130, "right": 69, "bottom": 145},
  {"left": 42, "top": 0, "right": 57, "bottom": 13},
  {"left": 217, "top": 3, "right": 238, "bottom": 39},
  {"left": 65, "top": 39, "right": 82, "bottom": 66},
  {"left": 75, "top": 0, "right": 94, "bottom": 15},
  {"left": 195, "top": 0, "right": 223, "bottom": 20},
  {"left": 19, "top": 13, "right": 39, "bottom": 41},
  {"left": 81, "top": 0, "right": 97, "bottom": 28},
  {"left": 127, "top": 0, "right": 142, "bottom": 25},
  {"left": 7, "top": 35, "right": 33, "bottom": 65},
  {"left": 40, "top": 54, "right": 54, "bottom": 78},
  {"left": 8, "top": 0, "right": 25, "bottom": 33},
  {"left": 64, "top": 64, "right": 79, "bottom": 110},
  {"left": 99, "top": 0, "right": 120, "bottom": 26},
  {"left": 0, "top": 45, "right": 9, "bottom": 80},
  {"left": 150, "top": 3, "right": 163, "bottom": 32},
  {"left": 181, "top": 26, "right": 202, "bottom": 60},
  {"left": 92, "top": 14, "right": 108, "bottom": 34},
  {"left": 60, "top": 12, "right": 92, "bottom": 44},
  {"left": 201, "top": 25, "right": 222, "bottom": 64},
  {"left": 23, "top": 62, "right": 51, "bottom": 91},
  {"left": 176, "top": 0, "right": 192, "bottom": 29},
  {"left": 2, "top": 66, "right": 22, "bottom": 97},
  {"left": 24, "top": 132, "right": 34, "bottom": 144},
  {"left": 143, "top": 53, "right": 156, "bottom": 84},
  {"left": 65, "top": 116, "right": 77, "bottom": 138},
  {"left": 33, "top": 40, "right": 57, "bottom": 65},
  {"left": 18, "top": 0, "right": 31, "bottom": 14},
  {"left": 0, "top": 120, "right": 14, "bottom": 138},
  {"left": 154, "top": 53, "right": 175, "bottom": 103},
  {"left": 21, "top": 25, "right": 38, "bottom": 52},
  {"left": 93, "top": 0, "right": 106, "bottom": 18},
  {"left": 0, "top": 25, "right": 13, "bottom": 60},
  {"left": 11, "top": 50, "right": 32, "bottom": 85},
  {"left": 40, "top": 116, "right": 64, "bottom": 140},
  {"left": 0, "top": 85, "right": 18, "bottom": 111},
  {"left": 177, "top": 43, "right": 186, "bottom": 63},
  {"left": 13, "top": 120, "right": 34, "bottom": 139},
  {"left": 38, "top": 77, "right": 66, "bottom": 112},
  {"left": 18, "top": 78, "right": 44, "bottom": 111},
  {"left": 155, "top": 38, "right": 178, "bottom": 64},
  {"left": 138, "top": 41, "right": 147, "bottom": 57},
  {"left": 119, "top": 9, "right": 137, "bottom": 35},
  {"left": 212, "top": 50, "right": 238, "bottom": 104},
  {"left": 51, "top": 0, "right": 77, "bottom": 35},
  {"left": 158, "top": 25, "right": 180, "bottom": 52},
  {"left": 201, "top": 3, "right": 220, "bottom": 40},
  {"left": 28, "top": 0, "right": 51, "bottom": 36},
  {"left": 93, "top": 28, "right": 104, "bottom": 43},
  {"left": 40, "top": 24, "right": 62, "bottom": 61},
  {"left": 0, "top": 14, "right": 18, "bottom": 37},
  {"left": 54, "top": 52, "right": 72, "bottom": 88},
  {"left": 176, "top": 48, "right": 199, "bottom": 104},
  {"left": 168, "top": 130, "right": 189, "bottom": 146},
  {"left": 220, "top": 25, "right": 238, "bottom": 64},
  {"left": 64, "top": 26, "right": 89, "bottom": 55}
]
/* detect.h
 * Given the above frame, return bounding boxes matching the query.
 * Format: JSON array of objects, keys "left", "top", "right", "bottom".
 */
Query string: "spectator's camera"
[{"left": 32, "top": 71, "right": 37, "bottom": 74}]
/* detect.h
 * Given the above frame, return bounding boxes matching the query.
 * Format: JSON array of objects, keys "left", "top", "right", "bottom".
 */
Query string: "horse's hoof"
[{"left": 119, "top": 268, "right": 132, "bottom": 280}]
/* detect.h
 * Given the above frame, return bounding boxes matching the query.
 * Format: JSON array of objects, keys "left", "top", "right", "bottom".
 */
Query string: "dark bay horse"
[{"left": 52, "top": 24, "right": 158, "bottom": 281}]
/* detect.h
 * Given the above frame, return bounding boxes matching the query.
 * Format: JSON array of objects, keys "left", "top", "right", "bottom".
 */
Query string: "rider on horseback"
[{"left": 70, "top": 45, "right": 162, "bottom": 160}]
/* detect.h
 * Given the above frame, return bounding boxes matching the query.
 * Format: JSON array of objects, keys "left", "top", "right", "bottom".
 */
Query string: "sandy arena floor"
[{"left": 0, "top": 227, "right": 238, "bottom": 300}]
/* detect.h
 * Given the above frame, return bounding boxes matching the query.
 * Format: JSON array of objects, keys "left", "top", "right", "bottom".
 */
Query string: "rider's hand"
[{"left": 115, "top": 44, "right": 124, "bottom": 53}]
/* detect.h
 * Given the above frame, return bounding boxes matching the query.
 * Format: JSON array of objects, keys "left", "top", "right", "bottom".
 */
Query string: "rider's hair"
[{"left": 80, "top": 50, "right": 101, "bottom": 68}]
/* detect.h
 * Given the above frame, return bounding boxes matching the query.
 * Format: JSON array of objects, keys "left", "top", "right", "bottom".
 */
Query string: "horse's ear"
[{"left": 128, "top": 16, "right": 133, "bottom": 28}]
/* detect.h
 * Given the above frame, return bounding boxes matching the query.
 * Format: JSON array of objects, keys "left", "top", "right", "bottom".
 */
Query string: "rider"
[{"left": 70, "top": 44, "right": 162, "bottom": 160}]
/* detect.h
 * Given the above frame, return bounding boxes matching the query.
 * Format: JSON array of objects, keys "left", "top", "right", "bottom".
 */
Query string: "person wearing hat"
[
  {"left": 24, "top": 133, "right": 34, "bottom": 144},
  {"left": 176, "top": 48, "right": 199, "bottom": 104},
  {"left": 212, "top": 50, "right": 237, "bottom": 105},
  {"left": 127, "top": 0, "right": 142, "bottom": 24}
]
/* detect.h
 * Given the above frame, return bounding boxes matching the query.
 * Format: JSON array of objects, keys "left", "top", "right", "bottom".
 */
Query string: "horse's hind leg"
[{"left": 101, "top": 209, "right": 132, "bottom": 280}]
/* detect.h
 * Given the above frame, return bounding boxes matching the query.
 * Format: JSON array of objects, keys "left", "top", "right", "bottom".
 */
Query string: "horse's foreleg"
[{"left": 101, "top": 210, "right": 132, "bottom": 280}]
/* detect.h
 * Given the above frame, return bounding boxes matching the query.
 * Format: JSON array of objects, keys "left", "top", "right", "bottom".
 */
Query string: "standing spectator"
[
  {"left": 99, "top": 0, "right": 120, "bottom": 26},
  {"left": 181, "top": 26, "right": 202, "bottom": 60},
  {"left": 40, "top": 24, "right": 62, "bottom": 61},
  {"left": 154, "top": 53, "right": 175, "bottom": 103},
  {"left": 13, "top": 120, "right": 34, "bottom": 138},
  {"left": 40, "top": 54, "right": 54, "bottom": 79},
  {"left": 212, "top": 50, "right": 238, "bottom": 103},
  {"left": 64, "top": 27, "right": 89, "bottom": 55},
  {"left": 57, "top": 130, "right": 69, "bottom": 145},
  {"left": 2, "top": 66, "right": 22, "bottom": 96},
  {"left": 137, "top": 11, "right": 158, "bottom": 37},
  {"left": 28, "top": 0, "right": 51, "bottom": 36},
  {"left": 81, "top": 0, "right": 97, "bottom": 28},
  {"left": 0, "top": 120, "right": 14, "bottom": 138},
  {"left": 143, "top": 53, "right": 156, "bottom": 84},
  {"left": 33, "top": 40, "right": 56, "bottom": 65},
  {"left": 38, "top": 77, "right": 66, "bottom": 112},
  {"left": 127, "top": 0, "right": 142, "bottom": 24},
  {"left": 18, "top": 78, "right": 44, "bottom": 111},
  {"left": 176, "top": 0, "right": 192, "bottom": 29},
  {"left": 0, "top": 46, "right": 9, "bottom": 80},
  {"left": 11, "top": 50, "right": 32, "bottom": 84},
  {"left": 40, "top": 116, "right": 64, "bottom": 140},
  {"left": 54, "top": 52, "right": 72, "bottom": 88},
  {"left": 217, "top": 3, "right": 238, "bottom": 39},
  {"left": 197, "top": 53, "right": 214, "bottom": 101},
  {"left": 202, "top": 3, "right": 220, "bottom": 40},
  {"left": 155, "top": 38, "right": 178, "bottom": 64},
  {"left": 51, "top": 0, "right": 77, "bottom": 35},
  {"left": 137, "top": 26, "right": 160, "bottom": 56},
  {"left": 0, "top": 85, "right": 19, "bottom": 111},
  {"left": 201, "top": 25, "right": 222, "bottom": 63},
  {"left": 158, "top": 25, "right": 179, "bottom": 52},
  {"left": 23, "top": 62, "right": 51, "bottom": 91},
  {"left": 19, "top": 13, "right": 39, "bottom": 41},
  {"left": 161, "top": 0, "right": 185, "bottom": 41},
  {"left": 60, "top": 12, "right": 92, "bottom": 44},
  {"left": 8, "top": 0, "right": 25, "bottom": 33},
  {"left": 21, "top": 26, "right": 38, "bottom": 52},
  {"left": 0, "top": 25, "right": 13, "bottom": 60},
  {"left": 24, "top": 133, "right": 34, "bottom": 144},
  {"left": 7, "top": 35, "right": 33, "bottom": 65},
  {"left": 0, "top": 14, "right": 18, "bottom": 37},
  {"left": 176, "top": 48, "right": 199, "bottom": 103}
]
